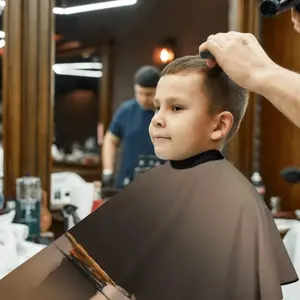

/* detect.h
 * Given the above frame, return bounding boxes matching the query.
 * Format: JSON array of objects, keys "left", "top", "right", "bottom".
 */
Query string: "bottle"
[
  {"left": 250, "top": 172, "right": 266, "bottom": 200},
  {"left": 15, "top": 176, "right": 42, "bottom": 242},
  {"left": 91, "top": 181, "right": 104, "bottom": 212},
  {"left": 269, "top": 196, "right": 281, "bottom": 214}
]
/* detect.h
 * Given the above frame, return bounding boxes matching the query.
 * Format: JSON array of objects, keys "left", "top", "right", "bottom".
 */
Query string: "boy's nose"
[{"left": 151, "top": 114, "right": 166, "bottom": 128}]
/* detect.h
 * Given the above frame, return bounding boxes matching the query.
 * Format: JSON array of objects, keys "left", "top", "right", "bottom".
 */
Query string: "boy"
[{"left": 69, "top": 55, "right": 298, "bottom": 300}]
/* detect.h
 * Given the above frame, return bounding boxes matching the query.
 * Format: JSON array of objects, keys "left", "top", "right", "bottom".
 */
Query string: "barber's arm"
[
  {"left": 199, "top": 31, "right": 300, "bottom": 128},
  {"left": 102, "top": 132, "right": 120, "bottom": 186},
  {"left": 101, "top": 104, "right": 126, "bottom": 187}
]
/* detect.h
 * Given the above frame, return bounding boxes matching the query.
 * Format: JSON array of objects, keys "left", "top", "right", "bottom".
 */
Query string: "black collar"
[{"left": 170, "top": 149, "right": 224, "bottom": 170}]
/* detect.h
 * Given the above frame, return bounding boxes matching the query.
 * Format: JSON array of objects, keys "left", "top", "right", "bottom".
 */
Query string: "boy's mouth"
[
  {"left": 152, "top": 135, "right": 171, "bottom": 141},
  {"left": 153, "top": 134, "right": 170, "bottom": 140}
]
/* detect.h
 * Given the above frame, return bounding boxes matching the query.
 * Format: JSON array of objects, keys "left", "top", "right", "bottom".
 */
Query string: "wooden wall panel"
[
  {"left": 260, "top": 12, "right": 300, "bottom": 211},
  {"left": 227, "top": 0, "right": 261, "bottom": 178},
  {"left": 3, "top": 0, "right": 54, "bottom": 201},
  {"left": 2, "top": 0, "right": 22, "bottom": 200}
]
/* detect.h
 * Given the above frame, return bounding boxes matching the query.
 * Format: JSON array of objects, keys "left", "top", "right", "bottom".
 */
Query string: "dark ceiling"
[
  {"left": 55, "top": 0, "right": 143, "bottom": 49},
  {"left": 0, "top": 0, "right": 147, "bottom": 57}
]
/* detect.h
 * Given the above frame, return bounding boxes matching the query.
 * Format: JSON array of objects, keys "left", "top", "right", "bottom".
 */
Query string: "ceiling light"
[
  {"left": 54, "top": 69, "right": 103, "bottom": 78},
  {"left": 53, "top": 62, "right": 103, "bottom": 78},
  {"left": 159, "top": 48, "right": 175, "bottom": 64},
  {"left": 53, "top": 62, "right": 103, "bottom": 70},
  {"left": 53, "top": 0, "right": 137, "bottom": 15}
]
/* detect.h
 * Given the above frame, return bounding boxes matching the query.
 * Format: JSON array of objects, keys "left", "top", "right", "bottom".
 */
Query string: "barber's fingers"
[
  {"left": 199, "top": 40, "right": 219, "bottom": 54},
  {"left": 199, "top": 32, "right": 234, "bottom": 67},
  {"left": 199, "top": 31, "right": 252, "bottom": 54},
  {"left": 198, "top": 40, "right": 219, "bottom": 67},
  {"left": 199, "top": 33, "right": 227, "bottom": 58},
  {"left": 208, "top": 33, "right": 230, "bottom": 47}
]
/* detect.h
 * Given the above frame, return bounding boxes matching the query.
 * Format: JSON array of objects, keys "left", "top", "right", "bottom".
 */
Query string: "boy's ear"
[{"left": 210, "top": 111, "right": 234, "bottom": 141}]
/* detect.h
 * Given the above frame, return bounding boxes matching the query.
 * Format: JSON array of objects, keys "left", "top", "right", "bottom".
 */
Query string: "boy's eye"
[
  {"left": 172, "top": 106, "right": 183, "bottom": 112},
  {"left": 154, "top": 106, "right": 160, "bottom": 112}
]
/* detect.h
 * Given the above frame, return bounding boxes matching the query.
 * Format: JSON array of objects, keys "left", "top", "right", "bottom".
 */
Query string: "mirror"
[
  {"left": 51, "top": 11, "right": 113, "bottom": 183},
  {"left": 53, "top": 49, "right": 102, "bottom": 167}
]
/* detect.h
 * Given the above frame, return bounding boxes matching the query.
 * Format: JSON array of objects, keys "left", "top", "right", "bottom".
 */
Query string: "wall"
[
  {"left": 261, "top": 11, "right": 300, "bottom": 211},
  {"left": 74, "top": 0, "right": 229, "bottom": 110},
  {"left": 55, "top": 90, "right": 98, "bottom": 152}
]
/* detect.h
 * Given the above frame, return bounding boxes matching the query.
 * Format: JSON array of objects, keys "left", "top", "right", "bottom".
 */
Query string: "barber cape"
[
  {"left": 69, "top": 149, "right": 298, "bottom": 300},
  {"left": 0, "top": 150, "right": 297, "bottom": 300}
]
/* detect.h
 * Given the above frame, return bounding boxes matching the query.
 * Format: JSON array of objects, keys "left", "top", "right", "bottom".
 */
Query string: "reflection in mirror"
[{"left": 53, "top": 51, "right": 102, "bottom": 166}]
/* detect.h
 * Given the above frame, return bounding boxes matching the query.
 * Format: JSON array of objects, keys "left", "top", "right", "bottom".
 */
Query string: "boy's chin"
[
  {"left": 154, "top": 149, "right": 175, "bottom": 161},
  {"left": 155, "top": 148, "right": 195, "bottom": 161}
]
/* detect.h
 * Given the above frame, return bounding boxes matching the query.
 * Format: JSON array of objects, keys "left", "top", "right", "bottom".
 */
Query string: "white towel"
[
  {"left": 282, "top": 221, "right": 300, "bottom": 300},
  {"left": 0, "top": 210, "right": 46, "bottom": 280}
]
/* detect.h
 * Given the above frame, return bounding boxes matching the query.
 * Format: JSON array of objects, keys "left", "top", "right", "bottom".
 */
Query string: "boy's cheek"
[{"left": 148, "top": 124, "right": 154, "bottom": 139}]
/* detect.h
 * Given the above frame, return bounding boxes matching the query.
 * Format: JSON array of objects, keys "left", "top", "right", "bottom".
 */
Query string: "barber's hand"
[
  {"left": 199, "top": 31, "right": 277, "bottom": 92},
  {"left": 292, "top": 8, "right": 300, "bottom": 33}
]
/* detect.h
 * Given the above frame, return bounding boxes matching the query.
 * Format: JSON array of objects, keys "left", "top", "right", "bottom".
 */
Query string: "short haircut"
[
  {"left": 161, "top": 55, "right": 249, "bottom": 142},
  {"left": 134, "top": 65, "right": 161, "bottom": 88}
]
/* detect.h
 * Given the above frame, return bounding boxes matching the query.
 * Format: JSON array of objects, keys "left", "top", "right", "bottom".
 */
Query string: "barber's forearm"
[
  {"left": 101, "top": 140, "right": 117, "bottom": 172},
  {"left": 255, "top": 65, "right": 300, "bottom": 128}
]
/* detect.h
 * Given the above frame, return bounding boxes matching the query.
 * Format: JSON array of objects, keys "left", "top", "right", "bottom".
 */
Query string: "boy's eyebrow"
[{"left": 153, "top": 97, "right": 186, "bottom": 104}]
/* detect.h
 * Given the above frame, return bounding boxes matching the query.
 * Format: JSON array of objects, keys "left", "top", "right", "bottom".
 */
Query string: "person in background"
[
  {"left": 101, "top": 65, "right": 162, "bottom": 190},
  {"left": 198, "top": 8, "right": 300, "bottom": 129}
]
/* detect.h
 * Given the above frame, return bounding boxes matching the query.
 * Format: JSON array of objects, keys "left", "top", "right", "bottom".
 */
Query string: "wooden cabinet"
[{"left": 52, "top": 162, "right": 102, "bottom": 183}]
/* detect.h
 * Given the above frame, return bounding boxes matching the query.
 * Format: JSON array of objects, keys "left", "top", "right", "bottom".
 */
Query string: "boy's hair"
[
  {"left": 134, "top": 65, "right": 161, "bottom": 88},
  {"left": 161, "top": 55, "right": 249, "bottom": 142}
]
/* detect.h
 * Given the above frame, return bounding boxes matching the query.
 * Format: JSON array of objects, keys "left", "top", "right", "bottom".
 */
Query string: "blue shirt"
[{"left": 109, "top": 99, "right": 161, "bottom": 189}]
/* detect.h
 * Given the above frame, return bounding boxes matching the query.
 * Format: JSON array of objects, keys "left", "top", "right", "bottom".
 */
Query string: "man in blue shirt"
[{"left": 101, "top": 65, "right": 162, "bottom": 189}]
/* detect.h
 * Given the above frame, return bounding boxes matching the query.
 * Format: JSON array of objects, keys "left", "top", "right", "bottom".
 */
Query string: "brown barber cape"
[
  {"left": 0, "top": 151, "right": 297, "bottom": 300},
  {"left": 69, "top": 150, "right": 298, "bottom": 300}
]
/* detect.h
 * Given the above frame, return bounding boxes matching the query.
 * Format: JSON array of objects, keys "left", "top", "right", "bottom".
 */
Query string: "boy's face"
[{"left": 149, "top": 73, "right": 232, "bottom": 161}]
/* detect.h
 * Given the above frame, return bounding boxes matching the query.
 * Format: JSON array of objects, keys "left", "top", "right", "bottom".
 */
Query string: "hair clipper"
[{"left": 260, "top": 0, "right": 300, "bottom": 17}]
